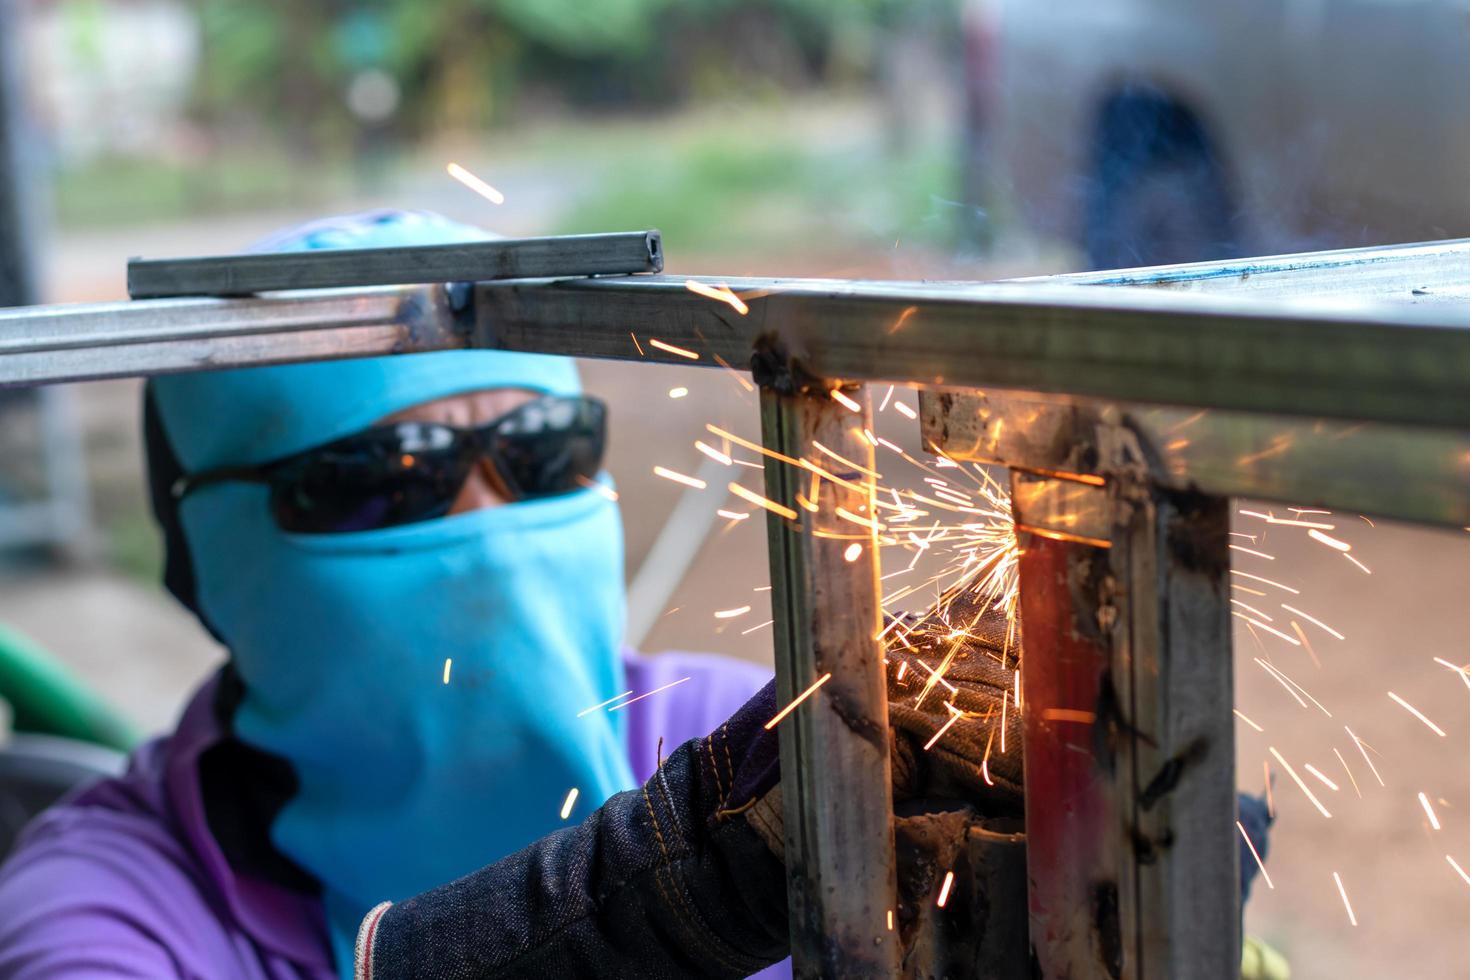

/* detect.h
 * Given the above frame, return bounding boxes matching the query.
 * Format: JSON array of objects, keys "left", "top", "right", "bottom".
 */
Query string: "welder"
[{"left": 0, "top": 211, "right": 1272, "bottom": 980}]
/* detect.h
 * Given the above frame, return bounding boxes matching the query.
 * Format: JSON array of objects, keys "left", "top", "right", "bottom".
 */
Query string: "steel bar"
[
  {"left": 919, "top": 387, "right": 1470, "bottom": 529},
  {"left": 1022, "top": 236, "right": 1470, "bottom": 299},
  {"left": 127, "top": 231, "right": 663, "bottom": 298},
  {"left": 0, "top": 286, "right": 462, "bottom": 387},
  {"left": 1011, "top": 470, "right": 1237, "bottom": 979},
  {"left": 471, "top": 267, "right": 1470, "bottom": 430},
  {"left": 758, "top": 381, "right": 899, "bottom": 978}
]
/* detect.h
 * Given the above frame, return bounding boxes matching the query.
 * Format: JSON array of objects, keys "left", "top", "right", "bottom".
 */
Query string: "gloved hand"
[{"left": 355, "top": 594, "right": 1018, "bottom": 980}]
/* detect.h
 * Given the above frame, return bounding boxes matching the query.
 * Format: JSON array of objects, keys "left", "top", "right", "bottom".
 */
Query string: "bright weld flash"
[
  {"left": 654, "top": 466, "right": 707, "bottom": 490},
  {"left": 1237, "top": 821, "right": 1273, "bottom": 890},
  {"left": 446, "top": 162, "right": 505, "bottom": 204},
  {"left": 1388, "top": 691, "right": 1448, "bottom": 736},
  {"left": 683, "top": 280, "right": 749, "bottom": 315},
  {"left": 668, "top": 387, "right": 689, "bottom": 399},
  {"left": 765, "top": 673, "right": 833, "bottom": 730},
  {"left": 936, "top": 870, "right": 956, "bottom": 908},
  {"left": 830, "top": 388, "right": 862, "bottom": 413}
]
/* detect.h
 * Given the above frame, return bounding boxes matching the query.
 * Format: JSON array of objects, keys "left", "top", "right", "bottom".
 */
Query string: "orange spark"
[
  {"left": 1333, "top": 872, "right": 1357, "bottom": 926},
  {"left": 1229, "top": 544, "right": 1276, "bottom": 560},
  {"left": 1042, "top": 708, "right": 1096, "bottom": 724},
  {"left": 1237, "top": 821, "right": 1274, "bottom": 890},
  {"left": 830, "top": 388, "right": 862, "bottom": 413},
  {"left": 1344, "top": 553, "right": 1373, "bottom": 575},
  {"left": 695, "top": 440, "right": 734, "bottom": 466},
  {"left": 629, "top": 332, "right": 646, "bottom": 356},
  {"left": 1344, "top": 726, "right": 1386, "bottom": 787},
  {"left": 923, "top": 703, "right": 964, "bottom": 751},
  {"left": 729, "top": 482, "right": 798, "bottom": 520},
  {"left": 574, "top": 474, "right": 619, "bottom": 502},
  {"left": 844, "top": 543, "right": 863, "bottom": 562},
  {"left": 936, "top": 870, "right": 956, "bottom": 908},
  {"left": 1281, "top": 604, "right": 1344, "bottom": 640},
  {"left": 608, "top": 676, "right": 692, "bottom": 712},
  {"left": 1448, "top": 855, "right": 1470, "bottom": 887},
  {"left": 1304, "top": 763, "right": 1340, "bottom": 792},
  {"left": 577, "top": 689, "right": 634, "bottom": 717},
  {"left": 714, "top": 605, "right": 752, "bottom": 619},
  {"left": 1231, "top": 570, "right": 1300, "bottom": 594},
  {"left": 741, "top": 619, "right": 774, "bottom": 635},
  {"left": 717, "top": 509, "right": 749, "bottom": 521},
  {"left": 765, "top": 672, "right": 833, "bottom": 730},
  {"left": 1234, "top": 708, "right": 1265, "bottom": 732},
  {"left": 648, "top": 338, "right": 700, "bottom": 360},
  {"left": 1308, "top": 528, "right": 1352, "bottom": 552},
  {"left": 684, "top": 280, "right": 749, "bottom": 315},
  {"left": 560, "top": 787, "right": 579, "bottom": 820},
  {"left": 1420, "top": 792, "right": 1443, "bottom": 830},
  {"left": 1234, "top": 613, "right": 1301, "bottom": 646},
  {"left": 654, "top": 466, "right": 707, "bottom": 490},
  {"left": 1388, "top": 691, "right": 1447, "bottom": 736},
  {"left": 446, "top": 162, "right": 505, "bottom": 204},
  {"left": 1333, "top": 748, "right": 1362, "bottom": 798},
  {"left": 894, "top": 401, "right": 918, "bottom": 420},
  {"left": 1433, "top": 656, "right": 1470, "bottom": 692},
  {"left": 1269, "top": 746, "right": 1333, "bottom": 818}
]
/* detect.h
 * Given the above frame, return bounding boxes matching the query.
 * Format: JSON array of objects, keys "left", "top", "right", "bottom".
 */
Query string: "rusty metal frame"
[{"left": 1, "top": 237, "right": 1469, "bottom": 976}]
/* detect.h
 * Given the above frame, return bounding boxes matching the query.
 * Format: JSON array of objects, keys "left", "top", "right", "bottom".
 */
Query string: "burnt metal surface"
[
  {"left": 894, "top": 807, "right": 1028, "bottom": 979},
  {"left": 1011, "top": 466, "right": 1237, "bottom": 979},
  {"left": 920, "top": 386, "right": 1470, "bottom": 530},
  {"left": 758, "top": 383, "right": 900, "bottom": 978},
  {"left": 127, "top": 231, "right": 662, "bottom": 298}
]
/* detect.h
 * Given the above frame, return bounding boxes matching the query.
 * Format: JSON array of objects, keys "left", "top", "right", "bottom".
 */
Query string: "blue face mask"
[{"left": 149, "top": 211, "right": 638, "bottom": 975}]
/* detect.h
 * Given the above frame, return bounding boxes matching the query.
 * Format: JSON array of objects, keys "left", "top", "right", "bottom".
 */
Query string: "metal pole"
[
  {"left": 756, "top": 359, "right": 899, "bottom": 977},
  {"left": 1010, "top": 462, "right": 1237, "bottom": 978},
  {"left": 0, "top": 0, "right": 38, "bottom": 309}
]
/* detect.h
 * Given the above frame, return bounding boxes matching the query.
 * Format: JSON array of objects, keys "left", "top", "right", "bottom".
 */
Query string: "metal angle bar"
[
  {"left": 758, "top": 383, "right": 899, "bottom": 978},
  {"left": 127, "top": 231, "right": 663, "bottom": 298},
  {"left": 472, "top": 272, "right": 1470, "bottom": 430},
  {"left": 0, "top": 286, "right": 462, "bottom": 387}
]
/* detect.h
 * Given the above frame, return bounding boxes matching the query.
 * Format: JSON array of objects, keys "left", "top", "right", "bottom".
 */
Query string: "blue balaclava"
[{"left": 147, "top": 211, "right": 636, "bottom": 974}]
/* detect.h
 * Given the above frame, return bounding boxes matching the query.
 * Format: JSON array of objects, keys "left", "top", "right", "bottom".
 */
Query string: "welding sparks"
[
  {"left": 1308, "top": 528, "right": 1352, "bottom": 552},
  {"left": 668, "top": 387, "right": 689, "bottom": 399},
  {"left": 1237, "top": 821, "right": 1274, "bottom": 890},
  {"left": 1388, "top": 691, "right": 1448, "bottom": 736},
  {"left": 684, "top": 280, "right": 749, "bottom": 315},
  {"left": 714, "top": 605, "right": 752, "bottom": 619},
  {"left": 577, "top": 690, "right": 635, "bottom": 717},
  {"left": 1432, "top": 656, "right": 1470, "bottom": 692},
  {"left": 1229, "top": 544, "right": 1277, "bottom": 560},
  {"left": 574, "top": 474, "right": 619, "bottom": 502},
  {"left": 765, "top": 673, "right": 833, "bottom": 730},
  {"left": 560, "top": 788, "right": 579, "bottom": 820},
  {"left": 741, "top": 619, "right": 774, "bottom": 635},
  {"left": 608, "top": 676, "right": 692, "bottom": 712},
  {"left": 696, "top": 441, "right": 734, "bottom": 466},
  {"left": 654, "top": 466, "right": 707, "bottom": 490},
  {"left": 1234, "top": 708, "right": 1265, "bottom": 732},
  {"left": 936, "top": 870, "right": 956, "bottom": 908},
  {"left": 717, "top": 509, "right": 750, "bottom": 521},
  {"left": 1333, "top": 872, "right": 1358, "bottom": 926},
  {"left": 1448, "top": 855, "right": 1470, "bottom": 887},
  {"left": 844, "top": 542, "right": 864, "bottom": 562},
  {"left": 1280, "top": 604, "right": 1344, "bottom": 640},
  {"left": 446, "top": 162, "right": 505, "bottom": 204},
  {"left": 1333, "top": 748, "right": 1362, "bottom": 798},
  {"left": 830, "top": 388, "right": 862, "bottom": 413},
  {"left": 442, "top": 658, "right": 452, "bottom": 684},
  {"left": 648, "top": 338, "right": 700, "bottom": 360},
  {"left": 1269, "top": 746, "right": 1333, "bottom": 818},
  {"left": 729, "top": 482, "right": 798, "bottom": 520},
  {"left": 886, "top": 909, "right": 894, "bottom": 931},
  {"left": 1344, "top": 726, "right": 1386, "bottom": 787},
  {"left": 1420, "top": 792, "right": 1443, "bottom": 830},
  {"left": 923, "top": 703, "right": 965, "bottom": 751},
  {"left": 1231, "top": 570, "right": 1300, "bottom": 594},
  {"left": 1304, "top": 763, "right": 1340, "bottom": 792},
  {"left": 1041, "top": 708, "right": 1097, "bottom": 724}
]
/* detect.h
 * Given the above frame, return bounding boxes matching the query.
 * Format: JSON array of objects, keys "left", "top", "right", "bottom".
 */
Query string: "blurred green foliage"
[{"left": 190, "top": 0, "right": 959, "bottom": 145}]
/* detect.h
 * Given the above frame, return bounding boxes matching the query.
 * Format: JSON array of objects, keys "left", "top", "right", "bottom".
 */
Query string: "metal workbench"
[{"left": 3, "top": 236, "right": 1469, "bottom": 977}]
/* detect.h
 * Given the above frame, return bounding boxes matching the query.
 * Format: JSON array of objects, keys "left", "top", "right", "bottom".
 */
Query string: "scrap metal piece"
[{"left": 127, "top": 230, "right": 663, "bottom": 299}]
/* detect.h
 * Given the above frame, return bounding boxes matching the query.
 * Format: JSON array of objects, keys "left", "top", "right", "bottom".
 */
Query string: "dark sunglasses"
[{"left": 172, "top": 395, "right": 607, "bottom": 534}]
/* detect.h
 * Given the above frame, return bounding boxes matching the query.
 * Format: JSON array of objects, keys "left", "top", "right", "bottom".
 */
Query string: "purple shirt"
[{"left": 0, "top": 652, "right": 788, "bottom": 979}]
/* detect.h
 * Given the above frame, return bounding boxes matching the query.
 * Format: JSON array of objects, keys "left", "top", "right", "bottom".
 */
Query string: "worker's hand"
[{"left": 884, "top": 590, "right": 1023, "bottom": 812}]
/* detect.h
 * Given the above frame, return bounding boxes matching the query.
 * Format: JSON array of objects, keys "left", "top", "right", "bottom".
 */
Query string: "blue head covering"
[{"left": 148, "top": 211, "right": 635, "bottom": 977}]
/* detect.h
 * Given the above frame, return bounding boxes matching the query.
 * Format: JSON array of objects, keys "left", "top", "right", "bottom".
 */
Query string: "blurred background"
[{"left": 1, "top": 0, "right": 1468, "bottom": 974}]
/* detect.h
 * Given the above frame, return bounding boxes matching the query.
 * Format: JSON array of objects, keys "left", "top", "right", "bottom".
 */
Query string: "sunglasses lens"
[
  {"left": 270, "top": 424, "right": 470, "bottom": 533},
  {"left": 489, "top": 396, "right": 606, "bottom": 499}
]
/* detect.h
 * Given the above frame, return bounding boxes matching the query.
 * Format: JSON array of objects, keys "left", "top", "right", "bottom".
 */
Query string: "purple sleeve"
[{"left": 0, "top": 808, "right": 237, "bottom": 979}]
